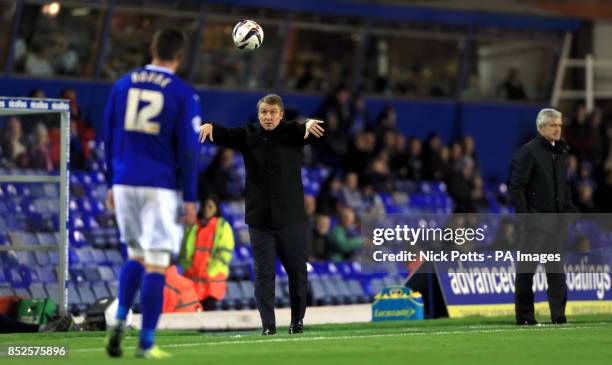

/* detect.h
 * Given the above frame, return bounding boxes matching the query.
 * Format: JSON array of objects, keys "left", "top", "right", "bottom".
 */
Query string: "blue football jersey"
[{"left": 103, "top": 64, "right": 201, "bottom": 202}]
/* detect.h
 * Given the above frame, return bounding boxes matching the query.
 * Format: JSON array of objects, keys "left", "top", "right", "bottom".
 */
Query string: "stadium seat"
[
  {"left": 309, "top": 278, "right": 331, "bottom": 306},
  {"left": 77, "top": 284, "right": 97, "bottom": 307},
  {"left": 30, "top": 283, "right": 48, "bottom": 299},
  {"left": 92, "top": 282, "right": 111, "bottom": 300},
  {"left": 238, "top": 280, "right": 257, "bottom": 309},
  {"left": 14, "top": 288, "right": 31, "bottom": 299},
  {"left": 0, "top": 287, "right": 15, "bottom": 297},
  {"left": 221, "top": 281, "right": 245, "bottom": 310},
  {"left": 98, "top": 266, "right": 116, "bottom": 281}
]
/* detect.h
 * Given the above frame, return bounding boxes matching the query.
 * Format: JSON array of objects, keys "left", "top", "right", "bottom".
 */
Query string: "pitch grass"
[{"left": 1, "top": 314, "right": 612, "bottom": 365}]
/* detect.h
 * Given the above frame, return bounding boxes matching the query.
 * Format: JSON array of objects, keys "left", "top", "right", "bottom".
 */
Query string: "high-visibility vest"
[
  {"left": 181, "top": 217, "right": 235, "bottom": 302},
  {"left": 162, "top": 265, "right": 202, "bottom": 313}
]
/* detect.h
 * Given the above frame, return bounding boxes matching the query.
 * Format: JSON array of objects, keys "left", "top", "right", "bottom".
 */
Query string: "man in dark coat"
[
  {"left": 509, "top": 108, "right": 577, "bottom": 325},
  {"left": 198, "top": 94, "right": 324, "bottom": 335}
]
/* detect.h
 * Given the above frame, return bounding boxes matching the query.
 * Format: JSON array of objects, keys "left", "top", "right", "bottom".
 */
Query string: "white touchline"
[{"left": 71, "top": 325, "right": 609, "bottom": 353}]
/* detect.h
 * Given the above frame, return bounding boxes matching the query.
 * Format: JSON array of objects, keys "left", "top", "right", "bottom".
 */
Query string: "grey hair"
[{"left": 536, "top": 108, "right": 562, "bottom": 130}]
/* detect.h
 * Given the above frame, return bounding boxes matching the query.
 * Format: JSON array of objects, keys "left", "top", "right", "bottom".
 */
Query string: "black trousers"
[
  {"left": 249, "top": 222, "right": 308, "bottom": 329},
  {"left": 515, "top": 228, "right": 567, "bottom": 324}
]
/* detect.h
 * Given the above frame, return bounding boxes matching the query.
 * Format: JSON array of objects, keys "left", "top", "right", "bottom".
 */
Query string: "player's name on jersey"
[{"left": 131, "top": 70, "right": 172, "bottom": 88}]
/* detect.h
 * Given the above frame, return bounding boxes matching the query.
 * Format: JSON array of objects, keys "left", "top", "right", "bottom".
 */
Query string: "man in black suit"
[
  {"left": 198, "top": 94, "right": 324, "bottom": 335},
  {"left": 509, "top": 108, "right": 577, "bottom": 325}
]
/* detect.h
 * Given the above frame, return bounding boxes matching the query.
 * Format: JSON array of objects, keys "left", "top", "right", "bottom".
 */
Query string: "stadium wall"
[{"left": 0, "top": 77, "right": 544, "bottom": 181}]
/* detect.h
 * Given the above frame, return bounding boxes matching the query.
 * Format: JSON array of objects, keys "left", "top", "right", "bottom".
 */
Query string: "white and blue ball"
[{"left": 232, "top": 20, "right": 264, "bottom": 51}]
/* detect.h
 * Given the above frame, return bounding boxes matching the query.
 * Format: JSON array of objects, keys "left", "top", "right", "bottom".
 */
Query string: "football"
[{"left": 232, "top": 19, "right": 264, "bottom": 51}]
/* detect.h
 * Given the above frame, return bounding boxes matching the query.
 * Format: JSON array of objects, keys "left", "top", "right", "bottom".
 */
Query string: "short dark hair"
[
  {"left": 257, "top": 94, "right": 284, "bottom": 112},
  {"left": 151, "top": 28, "right": 187, "bottom": 62}
]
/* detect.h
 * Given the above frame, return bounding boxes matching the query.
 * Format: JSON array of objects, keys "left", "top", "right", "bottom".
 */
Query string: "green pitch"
[{"left": 1, "top": 314, "right": 611, "bottom": 365}]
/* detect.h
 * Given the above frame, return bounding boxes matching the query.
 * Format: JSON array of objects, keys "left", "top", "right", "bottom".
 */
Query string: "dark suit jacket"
[
  {"left": 509, "top": 134, "right": 576, "bottom": 214},
  {"left": 211, "top": 121, "right": 316, "bottom": 229}
]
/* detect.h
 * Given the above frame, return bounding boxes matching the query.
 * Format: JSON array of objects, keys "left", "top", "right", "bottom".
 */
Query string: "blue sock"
[
  {"left": 139, "top": 272, "right": 165, "bottom": 350},
  {"left": 116, "top": 260, "right": 145, "bottom": 321}
]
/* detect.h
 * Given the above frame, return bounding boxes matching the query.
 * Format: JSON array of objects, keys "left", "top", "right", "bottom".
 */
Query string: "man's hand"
[
  {"left": 181, "top": 202, "right": 197, "bottom": 226},
  {"left": 199, "top": 123, "right": 214, "bottom": 143},
  {"left": 304, "top": 119, "right": 324, "bottom": 139},
  {"left": 106, "top": 189, "right": 115, "bottom": 211}
]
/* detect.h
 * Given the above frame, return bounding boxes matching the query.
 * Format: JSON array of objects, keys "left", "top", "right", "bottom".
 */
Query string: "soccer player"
[
  {"left": 199, "top": 94, "right": 324, "bottom": 335},
  {"left": 103, "top": 28, "right": 200, "bottom": 358}
]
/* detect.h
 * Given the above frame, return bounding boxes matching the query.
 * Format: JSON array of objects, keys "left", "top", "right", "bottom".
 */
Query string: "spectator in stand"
[
  {"left": 470, "top": 174, "right": 489, "bottom": 211},
  {"left": 309, "top": 214, "right": 332, "bottom": 261},
  {"left": 389, "top": 132, "right": 410, "bottom": 179},
  {"left": 25, "top": 40, "right": 54, "bottom": 76},
  {"left": 60, "top": 88, "right": 96, "bottom": 159},
  {"left": 316, "top": 84, "right": 352, "bottom": 130},
  {"left": 565, "top": 103, "right": 595, "bottom": 160},
  {"left": 405, "top": 137, "right": 424, "bottom": 180},
  {"left": 344, "top": 131, "right": 376, "bottom": 178},
  {"left": 423, "top": 133, "right": 444, "bottom": 180},
  {"left": 28, "top": 88, "right": 46, "bottom": 98},
  {"left": 462, "top": 135, "right": 479, "bottom": 171},
  {"left": 498, "top": 67, "right": 527, "bottom": 100},
  {"left": 447, "top": 161, "right": 476, "bottom": 213},
  {"left": 316, "top": 173, "right": 344, "bottom": 216},
  {"left": 1, "top": 116, "right": 28, "bottom": 168},
  {"left": 492, "top": 218, "right": 519, "bottom": 251},
  {"left": 567, "top": 154, "right": 579, "bottom": 196},
  {"left": 450, "top": 141, "right": 465, "bottom": 173},
  {"left": 576, "top": 183, "right": 597, "bottom": 213},
  {"left": 361, "top": 181, "right": 386, "bottom": 219},
  {"left": 198, "top": 148, "right": 243, "bottom": 201},
  {"left": 374, "top": 106, "right": 398, "bottom": 145},
  {"left": 340, "top": 172, "right": 364, "bottom": 213},
  {"left": 314, "top": 112, "right": 348, "bottom": 168},
  {"left": 326, "top": 206, "right": 364, "bottom": 262},
  {"left": 29, "top": 123, "right": 53, "bottom": 172},
  {"left": 367, "top": 151, "right": 393, "bottom": 192},
  {"left": 349, "top": 93, "right": 370, "bottom": 135}
]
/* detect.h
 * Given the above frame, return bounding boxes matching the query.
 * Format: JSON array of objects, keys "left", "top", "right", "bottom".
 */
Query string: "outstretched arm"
[
  {"left": 199, "top": 123, "right": 246, "bottom": 150},
  {"left": 286, "top": 119, "right": 325, "bottom": 145}
]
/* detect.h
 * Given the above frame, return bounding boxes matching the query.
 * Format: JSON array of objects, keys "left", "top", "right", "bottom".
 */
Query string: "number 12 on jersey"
[{"left": 124, "top": 88, "right": 163, "bottom": 135}]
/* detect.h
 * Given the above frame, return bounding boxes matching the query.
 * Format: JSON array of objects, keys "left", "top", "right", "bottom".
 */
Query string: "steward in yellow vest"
[{"left": 179, "top": 197, "right": 235, "bottom": 310}]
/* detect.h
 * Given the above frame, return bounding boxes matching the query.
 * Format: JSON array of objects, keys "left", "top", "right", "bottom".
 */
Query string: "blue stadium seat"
[
  {"left": 309, "top": 278, "right": 331, "bottom": 306},
  {"left": 238, "top": 280, "right": 257, "bottom": 309},
  {"left": 15, "top": 288, "right": 31, "bottom": 299},
  {"left": 83, "top": 267, "right": 102, "bottom": 282},
  {"left": 275, "top": 280, "right": 289, "bottom": 308},
  {"left": 36, "top": 232, "right": 56, "bottom": 245},
  {"left": 34, "top": 251, "right": 50, "bottom": 266},
  {"left": 30, "top": 283, "right": 48, "bottom": 299},
  {"left": 16, "top": 251, "right": 36, "bottom": 265},
  {"left": 77, "top": 284, "right": 96, "bottom": 307},
  {"left": 105, "top": 249, "right": 123, "bottom": 265},
  {"left": 221, "top": 281, "right": 245, "bottom": 310},
  {"left": 98, "top": 266, "right": 115, "bottom": 281},
  {"left": 92, "top": 282, "right": 111, "bottom": 300},
  {"left": 107, "top": 282, "right": 118, "bottom": 298},
  {"left": 35, "top": 267, "right": 57, "bottom": 283},
  {"left": 0, "top": 287, "right": 15, "bottom": 297}
]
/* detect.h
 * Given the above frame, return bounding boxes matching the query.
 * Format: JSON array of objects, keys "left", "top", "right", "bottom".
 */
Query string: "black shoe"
[
  {"left": 41, "top": 315, "right": 74, "bottom": 332},
  {"left": 105, "top": 324, "right": 125, "bottom": 357},
  {"left": 262, "top": 327, "right": 276, "bottom": 336},
  {"left": 552, "top": 317, "right": 567, "bottom": 325},
  {"left": 288, "top": 321, "right": 303, "bottom": 334},
  {"left": 517, "top": 319, "right": 539, "bottom": 326}
]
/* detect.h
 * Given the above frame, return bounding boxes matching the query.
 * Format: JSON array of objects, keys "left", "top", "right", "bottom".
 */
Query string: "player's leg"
[
  {"left": 276, "top": 222, "right": 308, "bottom": 334},
  {"left": 107, "top": 186, "right": 146, "bottom": 357},
  {"left": 248, "top": 226, "right": 278, "bottom": 335},
  {"left": 136, "top": 251, "right": 171, "bottom": 359},
  {"left": 135, "top": 188, "right": 182, "bottom": 358}
]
